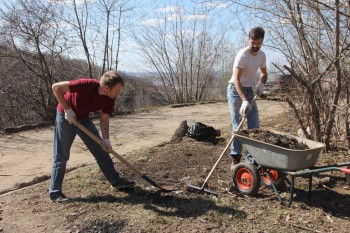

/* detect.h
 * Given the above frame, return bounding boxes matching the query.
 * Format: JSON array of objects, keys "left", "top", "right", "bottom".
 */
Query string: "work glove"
[
  {"left": 239, "top": 100, "right": 252, "bottom": 117},
  {"left": 103, "top": 138, "right": 112, "bottom": 153},
  {"left": 64, "top": 108, "right": 76, "bottom": 125},
  {"left": 256, "top": 81, "right": 265, "bottom": 96}
]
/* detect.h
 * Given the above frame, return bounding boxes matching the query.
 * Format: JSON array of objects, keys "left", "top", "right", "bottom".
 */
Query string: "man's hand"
[
  {"left": 64, "top": 108, "right": 76, "bottom": 124},
  {"left": 239, "top": 100, "right": 252, "bottom": 117},
  {"left": 256, "top": 81, "right": 265, "bottom": 96},
  {"left": 103, "top": 138, "right": 112, "bottom": 153}
]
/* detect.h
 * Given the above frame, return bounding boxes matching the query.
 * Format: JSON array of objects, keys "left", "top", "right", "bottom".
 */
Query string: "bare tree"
[
  {"left": 224, "top": 0, "right": 350, "bottom": 150},
  {"left": 98, "top": 0, "right": 118, "bottom": 74},
  {"left": 134, "top": 6, "right": 226, "bottom": 104},
  {"left": 71, "top": 0, "right": 95, "bottom": 77},
  {"left": 61, "top": 0, "right": 139, "bottom": 76},
  {"left": 0, "top": 0, "right": 71, "bottom": 125},
  {"left": 97, "top": 0, "right": 138, "bottom": 73}
]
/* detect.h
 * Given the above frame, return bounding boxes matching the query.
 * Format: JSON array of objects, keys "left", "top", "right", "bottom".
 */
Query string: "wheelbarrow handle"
[{"left": 341, "top": 168, "right": 350, "bottom": 174}]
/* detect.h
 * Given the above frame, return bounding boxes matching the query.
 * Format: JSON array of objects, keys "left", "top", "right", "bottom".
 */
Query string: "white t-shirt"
[{"left": 228, "top": 46, "right": 266, "bottom": 87}]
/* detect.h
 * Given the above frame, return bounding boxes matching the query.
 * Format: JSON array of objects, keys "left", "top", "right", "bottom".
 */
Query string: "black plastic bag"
[{"left": 187, "top": 122, "right": 221, "bottom": 141}]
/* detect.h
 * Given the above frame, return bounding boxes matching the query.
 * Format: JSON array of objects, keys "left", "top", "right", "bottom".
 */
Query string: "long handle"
[
  {"left": 75, "top": 121, "right": 144, "bottom": 177},
  {"left": 75, "top": 120, "right": 177, "bottom": 191},
  {"left": 200, "top": 95, "right": 258, "bottom": 189}
]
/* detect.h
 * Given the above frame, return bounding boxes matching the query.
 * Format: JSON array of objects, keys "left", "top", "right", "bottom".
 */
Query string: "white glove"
[
  {"left": 239, "top": 100, "right": 252, "bottom": 117},
  {"left": 256, "top": 82, "right": 265, "bottom": 96},
  {"left": 103, "top": 138, "right": 112, "bottom": 153},
  {"left": 64, "top": 108, "right": 76, "bottom": 124}
]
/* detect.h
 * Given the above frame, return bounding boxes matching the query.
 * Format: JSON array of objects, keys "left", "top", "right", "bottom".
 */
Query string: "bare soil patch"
[
  {"left": 1, "top": 100, "right": 350, "bottom": 233},
  {"left": 240, "top": 129, "right": 309, "bottom": 150}
]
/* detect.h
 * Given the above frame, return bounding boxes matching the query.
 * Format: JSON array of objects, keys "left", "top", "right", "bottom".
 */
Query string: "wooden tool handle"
[
  {"left": 201, "top": 95, "right": 258, "bottom": 187},
  {"left": 74, "top": 121, "right": 144, "bottom": 176}
]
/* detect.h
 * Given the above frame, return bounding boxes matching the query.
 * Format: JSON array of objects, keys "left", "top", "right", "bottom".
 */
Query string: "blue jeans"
[
  {"left": 227, "top": 83, "right": 259, "bottom": 163},
  {"left": 49, "top": 111, "right": 120, "bottom": 194}
]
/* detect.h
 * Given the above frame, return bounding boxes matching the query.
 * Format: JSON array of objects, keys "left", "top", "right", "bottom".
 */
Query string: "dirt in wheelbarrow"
[
  {"left": 240, "top": 129, "right": 310, "bottom": 150},
  {"left": 1, "top": 109, "right": 350, "bottom": 233}
]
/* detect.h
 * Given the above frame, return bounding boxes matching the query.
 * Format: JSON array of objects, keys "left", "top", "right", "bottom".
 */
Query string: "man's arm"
[
  {"left": 52, "top": 81, "right": 71, "bottom": 110},
  {"left": 100, "top": 112, "right": 110, "bottom": 140},
  {"left": 233, "top": 67, "right": 247, "bottom": 101},
  {"left": 259, "top": 67, "right": 268, "bottom": 85}
]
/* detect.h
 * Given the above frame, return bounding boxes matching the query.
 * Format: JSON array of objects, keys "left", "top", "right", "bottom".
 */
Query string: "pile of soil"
[{"left": 240, "top": 129, "right": 309, "bottom": 150}]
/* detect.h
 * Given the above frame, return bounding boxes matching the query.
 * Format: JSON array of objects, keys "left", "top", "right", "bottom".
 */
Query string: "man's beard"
[{"left": 251, "top": 47, "right": 260, "bottom": 52}]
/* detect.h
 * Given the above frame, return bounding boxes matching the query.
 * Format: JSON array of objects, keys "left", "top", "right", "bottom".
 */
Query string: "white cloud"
[
  {"left": 141, "top": 18, "right": 165, "bottom": 26},
  {"left": 141, "top": 14, "right": 206, "bottom": 26},
  {"left": 0, "top": 19, "right": 6, "bottom": 27},
  {"left": 154, "top": 6, "right": 181, "bottom": 13},
  {"left": 178, "top": 29, "right": 200, "bottom": 38},
  {"left": 48, "top": 0, "right": 95, "bottom": 5},
  {"left": 119, "top": 40, "right": 139, "bottom": 52},
  {"left": 166, "top": 14, "right": 207, "bottom": 21},
  {"left": 165, "top": 34, "right": 175, "bottom": 40},
  {"left": 204, "top": 2, "right": 228, "bottom": 8},
  {"left": 184, "top": 14, "right": 207, "bottom": 21}
]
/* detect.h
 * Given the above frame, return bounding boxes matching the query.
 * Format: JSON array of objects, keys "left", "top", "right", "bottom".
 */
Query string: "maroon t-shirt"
[{"left": 57, "top": 78, "right": 115, "bottom": 120}]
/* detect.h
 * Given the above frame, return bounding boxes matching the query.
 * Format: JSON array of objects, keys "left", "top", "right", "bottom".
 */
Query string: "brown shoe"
[{"left": 230, "top": 157, "right": 241, "bottom": 171}]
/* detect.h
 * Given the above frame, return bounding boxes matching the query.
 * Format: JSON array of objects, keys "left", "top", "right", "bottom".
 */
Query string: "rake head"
[{"left": 187, "top": 184, "right": 219, "bottom": 196}]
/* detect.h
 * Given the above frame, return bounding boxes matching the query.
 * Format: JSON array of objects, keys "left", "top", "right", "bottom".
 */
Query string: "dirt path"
[{"left": 0, "top": 100, "right": 288, "bottom": 195}]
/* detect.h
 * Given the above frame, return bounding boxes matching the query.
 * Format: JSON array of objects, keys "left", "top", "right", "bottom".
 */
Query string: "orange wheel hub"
[
  {"left": 236, "top": 168, "right": 253, "bottom": 190},
  {"left": 261, "top": 169, "right": 279, "bottom": 185}
]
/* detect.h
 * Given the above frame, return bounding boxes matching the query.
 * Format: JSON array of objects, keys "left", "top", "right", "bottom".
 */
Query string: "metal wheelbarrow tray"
[{"left": 233, "top": 129, "right": 325, "bottom": 171}]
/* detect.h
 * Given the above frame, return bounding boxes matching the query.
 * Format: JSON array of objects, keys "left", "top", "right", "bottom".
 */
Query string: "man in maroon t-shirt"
[{"left": 49, "top": 70, "right": 135, "bottom": 203}]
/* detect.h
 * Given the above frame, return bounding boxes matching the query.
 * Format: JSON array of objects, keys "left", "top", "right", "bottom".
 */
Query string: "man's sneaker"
[
  {"left": 230, "top": 157, "right": 241, "bottom": 171},
  {"left": 50, "top": 192, "right": 69, "bottom": 203},
  {"left": 113, "top": 177, "right": 135, "bottom": 190}
]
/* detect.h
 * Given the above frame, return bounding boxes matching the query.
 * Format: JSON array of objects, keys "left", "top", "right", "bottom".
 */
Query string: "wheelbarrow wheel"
[
  {"left": 232, "top": 162, "right": 260, "bottom": 196},
  {"left": 260, "top": 168, "right": 285, "bottom": 187}
]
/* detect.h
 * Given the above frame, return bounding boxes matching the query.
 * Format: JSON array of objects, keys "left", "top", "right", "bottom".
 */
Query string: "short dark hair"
[
  {"left": 100, "top": 70, "right": 124, "bottom": 88},
  {"left": 249, "top": 27, "right": 265, "bottom": 40}
]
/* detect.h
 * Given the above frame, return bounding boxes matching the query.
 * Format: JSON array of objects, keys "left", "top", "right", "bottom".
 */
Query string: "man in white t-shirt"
[{"left": 227, "top": 27, "right": 267, "bottom": 170}]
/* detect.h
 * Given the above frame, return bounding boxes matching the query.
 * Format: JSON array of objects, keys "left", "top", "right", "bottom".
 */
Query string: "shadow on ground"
[{"left": 70, "top": 187, "right": 246, "bottom": 219}]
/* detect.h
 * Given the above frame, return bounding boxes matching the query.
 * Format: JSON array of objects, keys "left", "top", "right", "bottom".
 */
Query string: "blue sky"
[
  {"left": 118, "top": 0, "right": 233, "bottom": 72},
  {"left": 0, "top": 0, "right": 284, "bottom": 74},
  {"left": 116, "top": 0, "right": 283, "bottom": 73}
]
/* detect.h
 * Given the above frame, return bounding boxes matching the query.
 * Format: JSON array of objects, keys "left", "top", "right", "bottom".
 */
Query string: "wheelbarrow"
[{"left": 231, "top": 129, "right": 350, "bottom": 206}]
